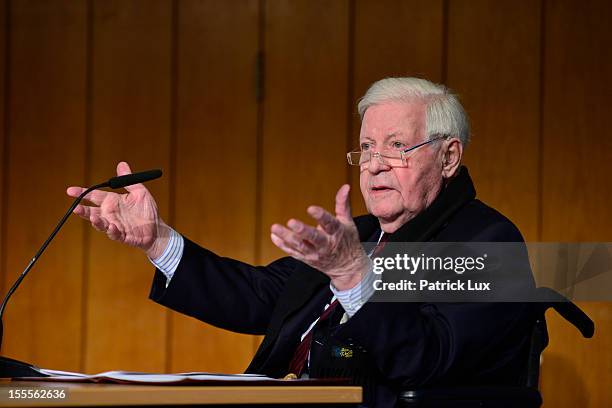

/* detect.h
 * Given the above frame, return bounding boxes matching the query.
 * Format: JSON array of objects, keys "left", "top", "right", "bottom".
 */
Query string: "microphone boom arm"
[
  {"left": 0, "top": 168, "right": 161, "bottom": 377},
  {"left": 0, "top": 182, "right": 107, "bottom": 339}
]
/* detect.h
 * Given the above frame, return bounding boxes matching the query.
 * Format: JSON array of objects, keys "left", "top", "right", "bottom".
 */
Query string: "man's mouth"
[{"left": 370, "top": 186, "right": 394, "bottom": 193}]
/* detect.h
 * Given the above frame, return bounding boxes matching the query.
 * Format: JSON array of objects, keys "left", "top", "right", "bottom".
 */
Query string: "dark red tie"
[
  {"left": 372, "top": 232, "right": 388, "bottom": 256},
  {"left": 287, "top": 232, "right": 386, "bottom": 376},
  {"left": 287, "top": 299, "right": 340, "bottom": 376}
]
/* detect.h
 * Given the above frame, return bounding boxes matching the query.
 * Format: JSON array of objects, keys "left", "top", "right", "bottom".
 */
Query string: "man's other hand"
[
  {"left": 271, "top": 184, "right": 371, "bottom": 291},
  {"left": 66, "top": 161, "right": 170, "bottom": 259}
]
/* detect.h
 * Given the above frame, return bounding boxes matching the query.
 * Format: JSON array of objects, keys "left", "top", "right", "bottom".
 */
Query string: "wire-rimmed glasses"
[{"left": 346, "top": 136, "right": 448, "bottom": 167}]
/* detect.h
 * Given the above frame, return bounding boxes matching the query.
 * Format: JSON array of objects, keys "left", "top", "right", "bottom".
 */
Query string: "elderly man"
[{"left": 67, "top": 78, "right": 535, "bottom": 407}]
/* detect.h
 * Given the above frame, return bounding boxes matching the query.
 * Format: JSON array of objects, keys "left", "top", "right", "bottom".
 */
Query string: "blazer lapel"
[{"left": 247, "top": 265, "right": 329, "bottom": 373}]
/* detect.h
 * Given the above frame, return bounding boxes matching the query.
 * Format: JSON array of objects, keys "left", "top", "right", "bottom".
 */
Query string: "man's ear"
[{"left": 441, "top": 138, "right": 463, "bottom": 179}]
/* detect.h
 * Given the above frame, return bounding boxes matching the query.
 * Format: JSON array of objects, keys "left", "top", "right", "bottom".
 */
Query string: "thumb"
[
  {"left": 116, "top": 161, "right": 146, "bottom": 193},
  {"left": 116, "top": 161, "right": 133, "bottom": 177},
  {"left": 335, "top": 184, "right": 352, "bottom": 223}
]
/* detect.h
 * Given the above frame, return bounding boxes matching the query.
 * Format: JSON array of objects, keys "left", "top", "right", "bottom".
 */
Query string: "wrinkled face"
[{"left": 359, "top": 100, "right": 445, "bottom": 232}]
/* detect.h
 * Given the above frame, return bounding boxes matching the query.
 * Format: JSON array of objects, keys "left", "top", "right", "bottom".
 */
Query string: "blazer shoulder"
[{"left": 439, "top": 199, "right": 525, "bottom": 242}]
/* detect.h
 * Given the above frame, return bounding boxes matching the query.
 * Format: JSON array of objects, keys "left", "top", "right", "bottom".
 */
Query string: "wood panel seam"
[
  {"left": 0, "top": 0, "right": 11, "bottom": 300},
  {"left": 165, "top": 0, "right": 179, "bottom": 374},
  {"left": 537, "top": 0, "right": 546, "bottom": 242},
  {"left": 345, "top": 0, "right": 355, "bottom": 190},
  {"left": 253, "top": 0, "right": 266, "bottom": 356},
  {"left": 79, "top": 0, "right": 95, "bottom": 374},
  {"left": 441, "top": 0, "right": 449, "bottom": 84}
]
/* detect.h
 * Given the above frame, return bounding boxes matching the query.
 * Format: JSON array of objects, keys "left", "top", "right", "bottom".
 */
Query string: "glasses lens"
[
  {"left": 381, "top": 153, "right": 405, "bottom": 167},
  {"left": 347, "top": 151, "right": 408, "bottom": 167},
  {"left": 347, "top": 152, "right": 367, "bottom": 165},
  {"left": 358, "top": 152, "right": 370, "bottom": 165}
]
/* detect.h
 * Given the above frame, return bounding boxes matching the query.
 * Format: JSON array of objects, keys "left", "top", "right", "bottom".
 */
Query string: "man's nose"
[{"left": 366, "top": 152, "right": 391, "bottom": 174}]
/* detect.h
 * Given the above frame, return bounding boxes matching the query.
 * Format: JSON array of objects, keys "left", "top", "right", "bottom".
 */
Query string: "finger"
[
  {"left": 68, "top": 187, "right": 110, "bottom": 206},
  {"left": 73, "top": 204, "right": 100, "bottom": 220},
  {"left": 271, "top": 233, "right": 305, "bottom": 260},
  {"left": 67, "top": 187, "right": 112, "bottom": 207},
  {"left": 334, "top": 184, "right": 352, "bottom": 222},
  {"left": 270, "top": 224, "right": 310, "bottom": 253},
  {"left": 117, "top": 161, "right": 147, "bottom": 193},
  {"left": 67, "top": 186, "right": 85, "bottom": 198},
  {"left": 90, "top": 214, "right": 109, "bottom": 233},
  {"left": 307, "top": 206, "right": 341, "bottom": 235},
  {"left": 287, "top": 219, "right": 327, "bottom": 247},
  {"left": 83, "top": 190, "right": 110, "bottom": 206},
  {"left": 106, "top": 223, "right": 124, "bottom": 242}
]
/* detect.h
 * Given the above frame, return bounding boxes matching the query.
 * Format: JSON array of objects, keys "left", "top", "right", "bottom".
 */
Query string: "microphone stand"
[{"left": 0, "top": 182, "right": 108, "bottom": 377}]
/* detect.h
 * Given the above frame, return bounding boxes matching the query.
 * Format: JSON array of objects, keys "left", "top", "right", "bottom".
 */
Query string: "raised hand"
[
  {"left": 270, "top": 184, "right": 371, "bottom": 291},
  {"left": 66, "top": 161, "right": 169, "bottom": 259}
]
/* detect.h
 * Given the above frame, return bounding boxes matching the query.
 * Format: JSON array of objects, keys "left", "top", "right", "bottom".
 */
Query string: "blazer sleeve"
[{"left": 149, "top": 236, "right": 298, "bottom": 335}]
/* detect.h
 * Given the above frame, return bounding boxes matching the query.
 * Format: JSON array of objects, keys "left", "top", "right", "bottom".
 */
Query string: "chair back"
[{"left": 397, "top": 288, "right": 594, "bottom": 407}]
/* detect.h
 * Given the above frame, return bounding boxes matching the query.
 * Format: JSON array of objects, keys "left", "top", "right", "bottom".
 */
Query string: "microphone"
[
  {"left": 107, "top": 169, "right": 162, "bottom": 190},
  {"left": 0, "top": 168, "right": 162, "bottom": 377}
]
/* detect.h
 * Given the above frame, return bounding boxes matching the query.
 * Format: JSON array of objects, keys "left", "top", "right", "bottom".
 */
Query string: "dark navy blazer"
[{"left": 149, "top": 167, "right": 537, "bottom": 406}]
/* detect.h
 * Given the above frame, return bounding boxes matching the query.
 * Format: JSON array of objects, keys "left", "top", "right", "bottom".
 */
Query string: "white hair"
[{"left": 357, "top": 77, "right": 470, "bottom": 147}]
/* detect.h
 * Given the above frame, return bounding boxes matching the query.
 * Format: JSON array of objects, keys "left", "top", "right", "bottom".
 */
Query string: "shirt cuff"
[
  {"left": 148, "top": 228, "right": 184, "bottom": 287},
  {"left": 330, "top": 260, "right": 376, "bottom": 318}
]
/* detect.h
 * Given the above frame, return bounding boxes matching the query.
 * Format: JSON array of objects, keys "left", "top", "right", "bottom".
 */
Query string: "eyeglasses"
[{"left": 346, "top": 136, "right": 448, "bottom": 167}]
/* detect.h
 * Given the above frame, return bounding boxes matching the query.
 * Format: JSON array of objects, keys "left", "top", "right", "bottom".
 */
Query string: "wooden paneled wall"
[
  {"left": 3, "top": 0, "right": 87, "bottom": 372},
  {"left": 171, "top": 0, "right": 259, "bottom": 374},
  {"left": 540, "top": 1, "right": 612, "bottom": 406},
  {"left": 0, "top": 0, "right": 610, "bottom": 406}
]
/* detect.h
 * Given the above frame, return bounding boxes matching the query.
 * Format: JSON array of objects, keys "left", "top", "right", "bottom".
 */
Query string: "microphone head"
[{"left": 108, "top": 169, "right": 162, "bottom": 189}]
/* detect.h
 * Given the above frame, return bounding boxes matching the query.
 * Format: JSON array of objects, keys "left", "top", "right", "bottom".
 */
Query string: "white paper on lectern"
[
  {"left": 34, "top": 369, "right": 275, "bottom": 384},
  {"left": 38, "top": 368, "right": 88, "bottom": 377}
]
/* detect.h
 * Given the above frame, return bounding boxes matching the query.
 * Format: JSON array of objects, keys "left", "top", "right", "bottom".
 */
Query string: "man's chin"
[{"left": 369, "top": 207, "right": 403, "bottom": 223}]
